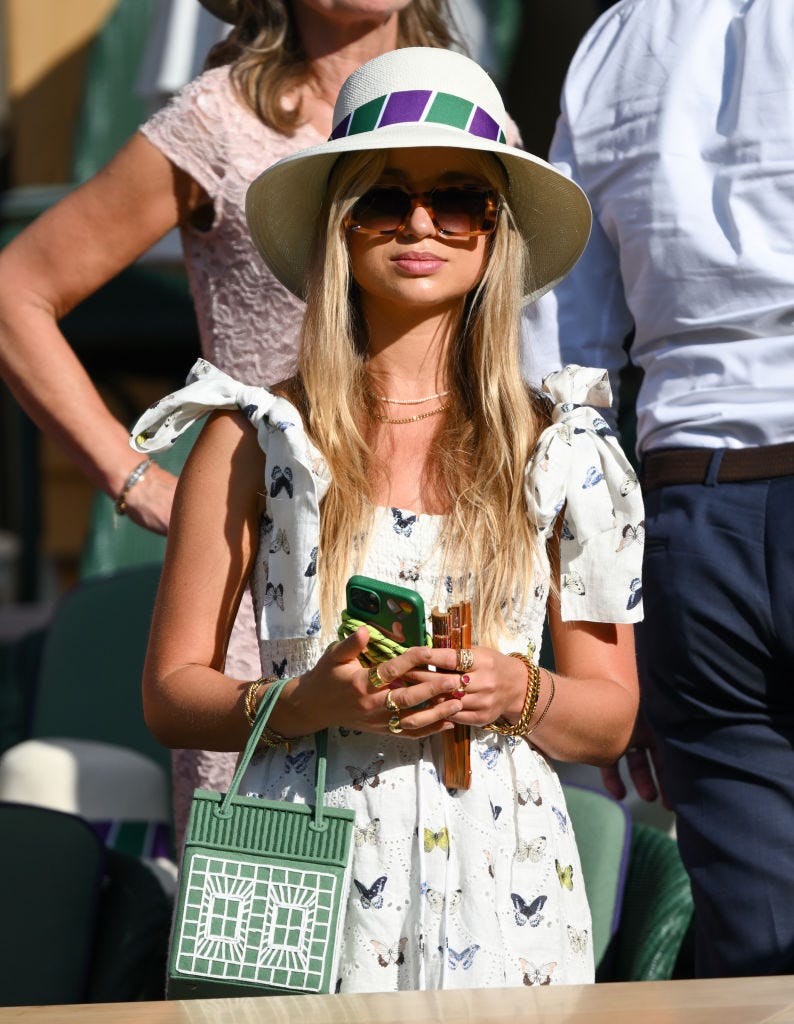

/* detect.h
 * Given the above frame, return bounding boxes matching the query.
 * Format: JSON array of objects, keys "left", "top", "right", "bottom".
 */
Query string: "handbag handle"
[{"left": 217, "top": 678, "right": 330, "bottom": 831}]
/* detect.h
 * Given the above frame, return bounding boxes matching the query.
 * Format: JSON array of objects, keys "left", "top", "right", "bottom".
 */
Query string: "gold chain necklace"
[
  {"left": 372, "top": 402, "right": 450, "bottom": 425},
  {"left": 370, "top": 389, "right": 451, "bottom": 406}
]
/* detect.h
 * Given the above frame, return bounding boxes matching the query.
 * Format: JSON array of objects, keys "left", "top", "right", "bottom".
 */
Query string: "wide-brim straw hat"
[
  {"left": 198, "top": 0, "right": 237, "bottom": 23},
  {"left": 246, "top": 47, "right": 592, "bottom": 303}
]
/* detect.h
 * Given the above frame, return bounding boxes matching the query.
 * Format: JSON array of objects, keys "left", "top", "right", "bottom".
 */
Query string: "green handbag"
[{"left": 167, "top": 679, "right": 355, "bottom": 999}]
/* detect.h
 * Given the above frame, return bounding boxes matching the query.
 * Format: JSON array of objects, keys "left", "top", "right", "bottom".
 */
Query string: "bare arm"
[
  {"left": 142, "top": 410, "right": 265, "bottom": 747},
  {"left": 0, "top": 131, "right": 209, "bottom": 532}
]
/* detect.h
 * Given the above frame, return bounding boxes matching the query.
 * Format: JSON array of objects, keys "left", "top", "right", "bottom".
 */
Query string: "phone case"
[
  {"left": 345, "top": 575, "right": 427, "bottom": 648},
  {"left": 433, "top": 602, "right": 472, "bottom": 790}
]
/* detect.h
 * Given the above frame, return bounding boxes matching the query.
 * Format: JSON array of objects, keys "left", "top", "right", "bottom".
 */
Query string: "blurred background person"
[
  {"left": 527, "top": 0, "right": 794, "bottom": 978},
  {"left": 0, "top": 0, "right": 461, "bottom": 848}
]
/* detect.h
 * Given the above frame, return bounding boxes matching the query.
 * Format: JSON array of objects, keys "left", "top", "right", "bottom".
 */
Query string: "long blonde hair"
[
  {"left": 280, "top": 150, "right": 550, "bottom": 646},
  {"left": 206, "top": 1, "right": 461, "bottom": 136}
]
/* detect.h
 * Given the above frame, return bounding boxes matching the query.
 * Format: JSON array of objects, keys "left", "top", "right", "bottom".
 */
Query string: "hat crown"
[{"left": 330, "top": 48, "right": 507, "bottom": 143}]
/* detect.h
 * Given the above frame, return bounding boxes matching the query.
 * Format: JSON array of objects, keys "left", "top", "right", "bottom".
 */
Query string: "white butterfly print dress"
[{"left": 130, "top": 361, "right": 645, "bottom": 993}]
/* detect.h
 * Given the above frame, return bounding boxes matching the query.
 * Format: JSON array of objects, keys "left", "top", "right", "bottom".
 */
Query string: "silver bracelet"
[{"left": 114, "top": 457, "right": 153, "bottom": 515}]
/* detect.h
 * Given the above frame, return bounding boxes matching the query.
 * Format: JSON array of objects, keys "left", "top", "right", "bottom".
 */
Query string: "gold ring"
[
  {"left": 385, "top": 690, "right": 400, "bottom": 714},
  {"left": 456, "top": 648, "right": 474, "bottom": 673},
  {"left": 388, "top": 714, "right": 403, "bottom": 735},
  {"left": 368, "top": 664, "right": 387, "bottom": 689}
]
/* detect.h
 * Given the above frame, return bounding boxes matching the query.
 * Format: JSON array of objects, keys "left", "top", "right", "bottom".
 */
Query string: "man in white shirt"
[{"left": 527, "top": 0, "right": 794, "bottom": 978}]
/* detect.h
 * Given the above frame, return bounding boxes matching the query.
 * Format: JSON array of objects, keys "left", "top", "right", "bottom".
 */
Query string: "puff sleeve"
[
  {"left": 526, "top": 365, "right": 644, "bottom": 623},
  {"left": 130, "top": 358, "right": 329, "bottom": 641}
]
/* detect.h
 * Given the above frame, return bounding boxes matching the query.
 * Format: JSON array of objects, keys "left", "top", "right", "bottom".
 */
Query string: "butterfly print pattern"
[
  {"left": 284, "top": 750, "right": 313, "bottom": 774},
  {"left": 627, "top": 577, "right": 643, "bottom": 610},
  {"left": 517, "top": 779, "right": 543, "bottom": 807},
  {"left": 567, "top": 926, "right": 589, "bottom": 954},
  {"left": 480, "top": 746, "right": 501, "bottom": 770},
  {"left": 391, "top": 508, "right": 417, "bottom": 537},
  {"left": 521, "top": 958, "right": 557, "bottom": 986},
  {"left": 556, "top": 860, "right": 574, "bottom": 891},
  {"left": 372, "top": 938, "right": 407, "bottom": 967},
  {"left": 264, "top": 582, "right": 285, "bottom": 610},
  {"left": 398, "top": 561, "right": 421, "bottom": 583},
  {"left": 615, "top": 521, "right": 645, "bottom": 552},
  {"left": 516, "top": 835, "right": 547, "bottom": 863},
  {"left": 304, "top": 546, "right": 318, "bottom": 577},
  {"left": 423, "top": 827, "right": 450, "bottom": 853},
  {"left": 354, "top": 876, "right": 387, "bottom": 909},
  {"left": 440, "top": 942, "right": 480, "bottom": 971},
  {"left": 269, "top": 528, "right": 290, "bottom": 554},
  {"left": 420, "top": 882, "right": 462, "bottom": 915},
  {"left": 354, "top": 818, "right": 380, "bottom": 846},
  {"left": 561, "top": 571, "right": 586, "bottom": 596},
  {"left": 569, "top": 925, "right": 586, "bottom": 954},
  {"left": 511, "top": 892, "right": 547, "bottom": 927},
  {"left": 345, "top": 758, "right": 384, "bottom": 791},
  {"left": 269, "top": 465, "right": 293, "bottom": 498},
  {"left": 260, "top": 511, "right": 274, "bottom": 537}
]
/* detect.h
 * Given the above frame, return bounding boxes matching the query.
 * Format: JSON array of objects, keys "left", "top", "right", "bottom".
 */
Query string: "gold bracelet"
[
  {"left": 487, "top": 653, "right": 541, "bottom": 737},
  {"left": 243, "top": 676, "right": 295, "bottom": 751},
  {"left": 526, "top": 668, "right": 555, "bottom": 736},
  {"left": 243, "top": 677, "right": 276, "bottom": 726}
]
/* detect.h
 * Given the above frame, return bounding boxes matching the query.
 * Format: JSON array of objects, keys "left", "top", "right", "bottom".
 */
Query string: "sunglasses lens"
[
  {"left": 349, "top": 188, "right": 411, "bottom": 233},
  {"left": 347, "top": 186, "right": 498, "bottom": 235},
  {"left": 430, "top": 187, "right": 491, "bottom": 235}
]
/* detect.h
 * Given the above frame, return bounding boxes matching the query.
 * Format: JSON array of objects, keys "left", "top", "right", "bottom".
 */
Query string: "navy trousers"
[{"left": 638, "top": 470, "right": 794, "bottom": 978}]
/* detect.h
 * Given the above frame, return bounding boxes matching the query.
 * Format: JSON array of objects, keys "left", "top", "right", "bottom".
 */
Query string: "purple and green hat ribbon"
[{"left": 330, "top": 89, "right": 507, "bottom": 144}]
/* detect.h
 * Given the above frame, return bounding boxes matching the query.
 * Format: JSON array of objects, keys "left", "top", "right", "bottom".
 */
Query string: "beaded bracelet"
[
  {"left": 243, "top": 676, "right": 295, "bottom": 751},
  {"left": 487, "top": 652, "right": 541, "bottom": 737},
  {"left": 114, "top": 458, "right": 153, "bottom": 515}
]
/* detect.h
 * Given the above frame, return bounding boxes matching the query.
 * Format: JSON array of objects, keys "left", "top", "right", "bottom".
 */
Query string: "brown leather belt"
[{"left": 642, "top": 441, "right": 794, "bottom": 491}]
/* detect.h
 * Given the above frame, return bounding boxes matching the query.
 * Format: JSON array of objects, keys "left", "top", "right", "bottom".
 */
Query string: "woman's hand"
[
  {"left": 272, "top": 628, "right": 471, "bottom": 739},
  {"left": 600, "top": 709, "right": 670, "bottom": 808},
  {"left": 121, "top": 462, "right": 179, "bottom": 535},
  {"left": 384, "top": 644, "right": 529, "bottom": 729}
]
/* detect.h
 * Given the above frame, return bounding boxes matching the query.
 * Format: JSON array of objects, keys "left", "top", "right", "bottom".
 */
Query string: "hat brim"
[
  {"left": 197, "top": 0, "right": 237, "bottom": 24},
  {"left": 246, "top": 124, "right": 591, "bottom": 304}
]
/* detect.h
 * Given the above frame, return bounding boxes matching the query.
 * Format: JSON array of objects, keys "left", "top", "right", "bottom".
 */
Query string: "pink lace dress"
[{"left": 140, "top": 66, "right": 323, "bottom": 846}]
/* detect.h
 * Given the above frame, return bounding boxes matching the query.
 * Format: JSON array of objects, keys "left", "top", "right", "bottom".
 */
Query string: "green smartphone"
[{"left": 345, "top": 575, "right": 427, "bottom": 648}]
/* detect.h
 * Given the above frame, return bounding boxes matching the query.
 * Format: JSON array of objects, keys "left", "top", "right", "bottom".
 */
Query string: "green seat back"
[
  {"left": 0, "top": 803, "right": 104, "bottom": 1005},
  {"left": 562, "top": 783, "right": 631, "bottom": 968},
  {"left": 31, "top": 564, "right": 168, "bottom": 774},
  {"left": 604, "top": 822, "right": 694, "bottom": 981},
  {"left": 70, "top": 0, "right": 158, "bottom": 182}
]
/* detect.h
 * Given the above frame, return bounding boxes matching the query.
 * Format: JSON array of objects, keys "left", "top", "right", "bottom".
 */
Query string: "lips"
[{"left": 391, "top": 250, "right": 446, "bottom": 274}]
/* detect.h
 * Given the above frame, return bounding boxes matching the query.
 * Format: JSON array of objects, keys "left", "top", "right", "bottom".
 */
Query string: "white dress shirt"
[{"left": 524, "top": 0, "right": 794, "bottom": 454}]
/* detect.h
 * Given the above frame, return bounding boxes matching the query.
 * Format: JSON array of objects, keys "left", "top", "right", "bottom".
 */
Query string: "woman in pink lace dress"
[{"left": 0, "top": 0, "right": 459, "bottom": 847}]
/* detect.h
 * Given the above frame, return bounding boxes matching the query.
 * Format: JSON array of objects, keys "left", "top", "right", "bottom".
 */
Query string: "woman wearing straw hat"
[
  {"left": 133, "top": 47, "right": 643, "bottom": 989},
  {"left": 0, "top": 0, "right": 463, "bottom": 849}
]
